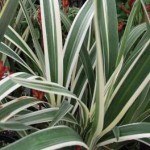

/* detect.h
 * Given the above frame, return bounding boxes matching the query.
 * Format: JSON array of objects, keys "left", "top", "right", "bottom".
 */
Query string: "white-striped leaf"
[
  {"left": 5, "top": 26, "right": 42, "bottom": 73},
  {"left": 0, "top": 72, "right": 37, "bottom": 102},
  {"left": 50, "top": 101, "right": 73, "bottom": 127},
  {"left": 1, "top": 126, "right": 88, "bottom": 150},
  {"left": 13, "top": 108, "right": 77, "bottom": 125},
  {"left": 40, "top": 0, "right": 63, "bottom": 84},
  {"left": 11, "top": 77, "right": 89, "bottom": 128},
  {"left": 98, "top": 123, "right": 150, "bottom": 147},
  {"left": 0, "top": 42, "right": 35, "bottom": 75},
  {"left": 63, "top": 0, "right": 94, "bottom": 88},
  {"left": 95, "top": 0, "right": 119, "bottom": 80},
  {"left": 0, "top": 121, "right": 34, "bottom": 131},
  {"left": 19, "top": 0, "right": 45, "bottom": 70},
  {"left": 0, "top": 97, "right": 46, "bottom": 122},
  {"left": 0, "top": 0, "right": 19, "bottom": 41}
]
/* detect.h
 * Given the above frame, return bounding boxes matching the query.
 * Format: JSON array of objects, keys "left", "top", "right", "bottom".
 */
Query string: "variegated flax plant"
[{"left": 0, "top": 0, "right": 149, "bottom": 150}]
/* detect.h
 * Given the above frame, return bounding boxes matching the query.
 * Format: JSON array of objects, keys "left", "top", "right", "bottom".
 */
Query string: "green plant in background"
[
  {"left": 0, "top": 0, "right": 149, "bottom": 150},
  {"left": 117, "top": 0, "right": 150, "bottom": 34}
]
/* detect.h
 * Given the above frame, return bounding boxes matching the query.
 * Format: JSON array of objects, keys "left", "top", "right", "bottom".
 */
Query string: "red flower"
[
  {"left": 118, "top": 21, "right": 125, "bottom": 32},
  {"left": 62, "top": 0, "right": 69, "bottom": 14},
  {"left": 32, "top": 89, "right": 44, "bottom": 100},
  {"left": 62, "top": 0, "right": 69, "bottom": 8},
  {"left": 0, "top": 61, "right": 9, "bottom": 80},
  {"left": 128, "top": 0, "right": 135, "bottom": 8},
  {"left": 120, "top": 3, "right": 130, "bottom": 15},
  {"left": 37, "top": 7, "right": 42, "bottom": 27},
  {"left": 75, "top": 146, "right": 81, "bottom": 150},
  {"left": 146, "top": 4, "right": 150, "bottom": 11},
  {"left": 36, "top": 7, "right": 44, "bottom": 49}
]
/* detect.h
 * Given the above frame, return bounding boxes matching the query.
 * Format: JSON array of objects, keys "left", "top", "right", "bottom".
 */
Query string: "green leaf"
[
  {"left": 0, "top": 72, "right": 36, "bottom": 102},
  {"left": 125, "top": 23, "right": 147, "bottom": 56},
  {"left": 1, "top": 126, "right": 88, "bottom": 150},
  {"left": 0, "top": 97, "right": 45, "bottom": 121},
  {"left": 60, "top": 10, "right": 71, "bottom": 31},
  {"left": 72, "top": 43, "right": 96, "bottom": 101},
  {"left": 104, "top": 58, "right": 124, "bottom": 111},
  {"left": 11, "top": 77, "right": 77, "bottom": 99},
  {"left": 14, "top": 0, "right": 28, "bottom": 28},
  {"left": 136, "top": 109, "right": 150, "bottom": 122},
  {"left": 121, "top": 83, "right": 150, "bottom": 124},
  {"left": 63, "top": 0, "right": 94, "bottom": 88},
  {"left": 134, "top": 31, "right": 150, "bottom": 53},
  {"left": 79, "top": 44, "right": 95, "bottom": 95},
  {"left": 11, "top": 77, "right": 89, "bottom": 129},
  {"left": 117, "top": 0, "right": 141, "bottom": 64},
  {"left": 0, "top": 42, "right": 35, "bottom": 75},
  {"left": 40, "top": 0, "right": 63, "bottom": 84},
  {"left": 0, "top": 0, "right": 19, "bottom": 41},
  {"left": 13, "top": 108, "right": 77, "bottom": 125},
  {"left": 50, "top": 101, "right": 73, "bottom": 126},
  {"left": 98, "top": 123, "right": 150, "bottom": 147},
  {"left": 5, "top": 26, "right": 42, "bottom": 74},
  {"left": 88, "top": 0, "right": 106, "bottom": 147},
  {"left": 140, "top": 0, "right": 150, "bottom": 26},
  {"left": 0, "top": 121, "right": 33, "bottom": 131},
  {"left": 19, "top": 0, "right": 45, "bottom": 71},
  {"left": 95, "top": 0, "right": 119, "bottom": 80},
  {"left": 102, "top": 44, "right": 150, "bottom": 137},
  {"left": 113, "top": 126, "right": 120, "bottom": 141}
]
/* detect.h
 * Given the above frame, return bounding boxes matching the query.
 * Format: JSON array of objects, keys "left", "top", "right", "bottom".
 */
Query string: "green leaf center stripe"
[
  {"left": 40, "top": 0, "right": 63, "bottom": 84},
  {"left": 43, "top": 0, "right": 55, "bottom": 81},
  {"left": 52, "top": 0, "right": 63, "bottom": 85}
]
